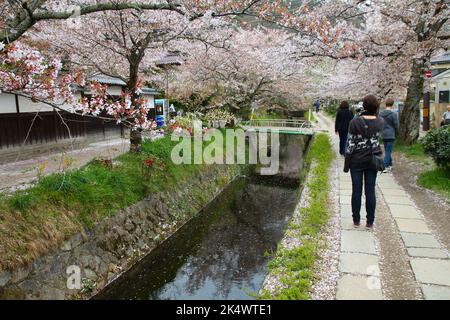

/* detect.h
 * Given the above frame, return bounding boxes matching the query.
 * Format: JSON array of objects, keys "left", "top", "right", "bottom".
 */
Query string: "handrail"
[{"left": 240, "top": 119, "right": 313, "bottom": 134}]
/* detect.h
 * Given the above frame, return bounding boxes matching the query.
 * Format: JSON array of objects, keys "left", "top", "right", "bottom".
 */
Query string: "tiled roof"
[
  {"left": 87, "top": 74, "right": 158, "bottom": 95},
  {"left": 431, "top": 53, "right": 450, "bottom": 65},
  {"left": 155, "top": 53, "right": 184, "bottom": 67},
  {"left": 141, "top": 88, "right": 159, "bottom": 95},
  {"left": 89, "top": 74, "right": 127, "bottom": 86}
]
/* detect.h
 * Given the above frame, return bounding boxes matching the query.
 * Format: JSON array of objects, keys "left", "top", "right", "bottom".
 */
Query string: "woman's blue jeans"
[
  {"left": 350, "top": 161, "right": 378, "bottom": 225},
  {"left": 338, "top": 130, "right": 348, "bottom": 155},
  {"left": 384, "top": 139, "right": 395, "bottom": 168}
]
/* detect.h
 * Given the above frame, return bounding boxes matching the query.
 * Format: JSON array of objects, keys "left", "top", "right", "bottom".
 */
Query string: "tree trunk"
[
  {"left": 128, "top": 56, "right": 142, "bottom": 153},
  {"left": 130, "top": 128, "right": 142, "bottom": 153},
  {"left": 399, "top": 59, "right": 424, "bottom": 145}
]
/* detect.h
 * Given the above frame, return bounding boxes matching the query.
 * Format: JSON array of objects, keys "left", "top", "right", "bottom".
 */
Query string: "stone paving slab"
[
  {"left": 383, "top": 195, "right": 415, "bottom": 206},
  {"left": 401, "top": 233, "right": 441, "bottom": 249},
  {"left": 410, "top": 258, "right": 450, "bottom": 286},
  {"left": 340, "top": 196, "right": 352, "bottom": 205},
  {"left": 341, "top": 218, "right": 356, "bottom": 230},
  {"left": 377, "top": 181, "right": 399, "bottom": 189},
  {"left": 341, "top": 205, "right": 353, "bottom": 218},
  {"left": 340, "top": 182, "right": 353, "bottom": 190},
  {"left": 341, "top": 230, "right": 376, "bottom": 254},
  {"left": 339, "top": 253, "right": 380, "bottom": 276},
  {"left": 396, "top": 218, "right": 431, "bottom": 234},
  {"left": 340, "top": 196, "right": 365, "bottom": 205},
  {"left": 421, "top": 285, "right": 450, "bottom": 300},
  {"left": 389, "top": 204, "right": 422, "bottom": 220},
  {"left": 340, "top": 189, "right": 353, "bottom": 196},
  {"left": 377, "top": 177, "right": 396, "bottom": 184},
  {"left": 336, "top": 275, "right": 383, "bottom": 300},
  {"left": 379, "top": 189, "right": 408, "bottom": 197},
  {"left": 407, "top": 248, "right": 449, "bottom": 259}
]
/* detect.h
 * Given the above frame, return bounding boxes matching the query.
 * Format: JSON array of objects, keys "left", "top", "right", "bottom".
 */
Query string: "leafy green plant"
[
  {"left": 420, "top": 126, "right": 450, "bottom": 169},
  {"left": 81, "top": 278, "right": 96, "bottom": 294},
  {"left": 9, "top": 192, "right": 35, "bottom": 212}
]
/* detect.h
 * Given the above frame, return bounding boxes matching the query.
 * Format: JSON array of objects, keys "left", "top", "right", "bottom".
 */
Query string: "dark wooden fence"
[{"left": 0, "top": 111, "right": 123, "bottom": 149}]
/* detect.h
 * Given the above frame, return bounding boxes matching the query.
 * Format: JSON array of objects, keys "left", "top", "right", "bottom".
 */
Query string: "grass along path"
[
  {"left": 395, "top": 142, "right": 449, "bottom": 201},
  {"left": 260, "top": 133, "right": 335, "bottom": 299}
]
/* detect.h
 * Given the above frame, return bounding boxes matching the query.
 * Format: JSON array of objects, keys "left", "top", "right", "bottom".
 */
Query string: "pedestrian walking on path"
[
  {"left": 314, "top": 99, "right": 321, "bottom": 113},
  {"left": 379, "top": 98, "right": 399, "bottom": 172},
  {"left": 344, "top": 95, "right": 385, "bottom": 229},
  {"left": 441, "top": 105, "right": 450, "bottom": 127},
  {"left": 335, "top": 101, "right": 354, "bottom": 156}
]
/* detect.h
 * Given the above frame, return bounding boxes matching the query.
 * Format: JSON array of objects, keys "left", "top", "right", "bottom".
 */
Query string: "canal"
[{"left": 95, "top": 134, "right": 309, "bottom": 300}]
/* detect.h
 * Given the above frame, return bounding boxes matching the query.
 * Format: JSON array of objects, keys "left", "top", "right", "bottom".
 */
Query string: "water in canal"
[{"left": 95, "top": 135, "right": 309, "bottom": 300}]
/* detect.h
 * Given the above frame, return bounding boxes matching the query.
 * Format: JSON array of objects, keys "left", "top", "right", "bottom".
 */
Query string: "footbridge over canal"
[{"left": 240, "top": 119, "right": 314, "bottom": 135}]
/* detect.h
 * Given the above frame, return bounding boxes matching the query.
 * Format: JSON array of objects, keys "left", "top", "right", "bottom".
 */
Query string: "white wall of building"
[
  {"left": 0, "top": 93, "right": 17, "bottom": 114},
  {"left": 0, "top": 89, "right": 155, "bottom": 114},
  {"left": 433, "top": 71, "right": 450, "bottom": 103},
  {"left": 18, "top": 96, "right": 54, "bottom": 113},
  {"left": 145, "top": 95, "right": 155, "bottom": 109},
  {"left": 435, "top": 78, "right": 450, "bottom": 95}
]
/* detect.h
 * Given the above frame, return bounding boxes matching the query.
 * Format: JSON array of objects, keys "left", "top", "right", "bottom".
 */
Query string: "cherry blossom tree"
[
  {"left": 0, "top": 0, "right": 278, "bottom": 44},
  {"left": 297, "top": 0, "right": 449, "bottom": 144},
  {"left": 1, "top": 0, "right": 295, "bottom": 152},
  {"left": 171, "top": 27, "right": 313, "bottom": 117},
  {"left": 39, "top": 6, "right": 254, "bottom": 151}
]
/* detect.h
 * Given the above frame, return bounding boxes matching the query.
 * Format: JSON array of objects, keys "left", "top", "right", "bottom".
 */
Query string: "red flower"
[{"left": 144, "top": 159, "right": 154, "bottom": 168}]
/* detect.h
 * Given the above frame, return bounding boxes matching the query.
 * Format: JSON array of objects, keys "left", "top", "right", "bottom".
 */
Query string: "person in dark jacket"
[
  {"left": 344, "top": 95, "right": 384, "bottom": 229},
  {"left": 335, "top": 101, "right": 354, "bottom": 156},
  {"left": 379, "top": 98, "right": 399, "bottom": 172},
  {"left": 314, "top": 99, "right": 321, "bottom": 113}
]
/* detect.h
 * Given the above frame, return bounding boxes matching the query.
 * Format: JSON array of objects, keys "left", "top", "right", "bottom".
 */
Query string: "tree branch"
[{"left": 1, "top": 2, "right": 183, "bottom": 43}]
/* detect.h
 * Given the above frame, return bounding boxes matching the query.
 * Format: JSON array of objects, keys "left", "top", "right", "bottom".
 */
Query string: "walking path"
[
  {"left": 315, "top": 113, "right": 450, "bottom": 300},
  {"left": 0, "top": 138, "right": 130, "bottom": 192}
]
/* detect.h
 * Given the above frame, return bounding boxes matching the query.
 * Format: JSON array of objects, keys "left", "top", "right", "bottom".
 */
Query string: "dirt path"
[
  {"left": 0, "top": 138, "right": 130, "bottom": 193},
  {"left": 392, "top": 153, "right": 450, "bottom": 250}
]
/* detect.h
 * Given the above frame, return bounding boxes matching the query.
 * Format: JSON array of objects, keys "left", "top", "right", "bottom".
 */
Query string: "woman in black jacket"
[
  {"left": 335, "top": 101, "right": 354, "bottom": 155},
  {"left": 344, "top": 95, "right": 384, "bottom": 229}
]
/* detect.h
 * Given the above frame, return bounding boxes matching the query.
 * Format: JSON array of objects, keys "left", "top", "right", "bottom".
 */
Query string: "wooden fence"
[{"left": 0, "top": 110, "right": 123, "bottom": 150}]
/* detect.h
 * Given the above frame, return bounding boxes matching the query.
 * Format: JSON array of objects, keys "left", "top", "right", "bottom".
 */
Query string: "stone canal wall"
[{"left": 0, "top": 164, "right": 246, "bottom": 299}]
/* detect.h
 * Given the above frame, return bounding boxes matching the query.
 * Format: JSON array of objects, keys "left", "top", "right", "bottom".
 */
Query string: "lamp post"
[{"left": 423, "top": 59, "right": 433, "bottom": 132}]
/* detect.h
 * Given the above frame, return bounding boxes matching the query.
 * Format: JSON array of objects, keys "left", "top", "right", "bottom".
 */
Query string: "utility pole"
[{"left": 423, "top": 60, "right": 432, "bottom": 132}]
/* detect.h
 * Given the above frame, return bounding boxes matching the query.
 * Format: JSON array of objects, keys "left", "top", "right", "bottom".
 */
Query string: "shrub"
[
  {"left": 420, "top": 126, "right": 450, "bottom": 169},
  {"left": 323, "top": 103, "right": 338, "bottom": 117},
  {"left": 204, "top": 109, "right": 236, "bottom": 124}
]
